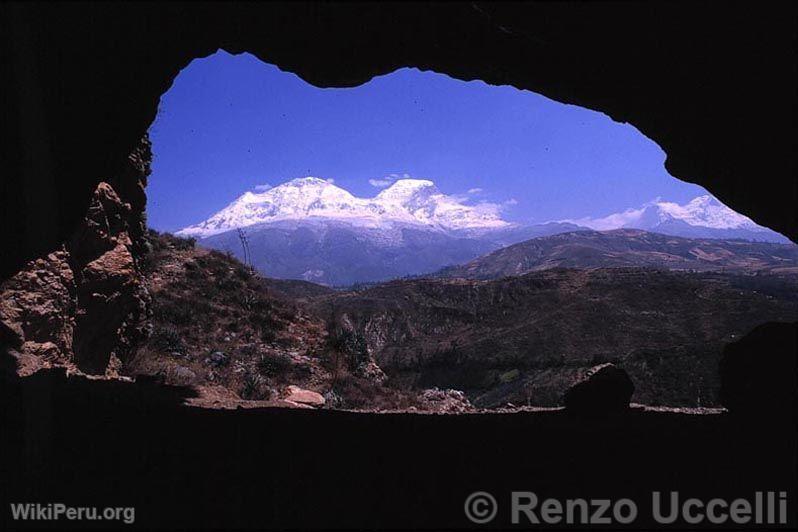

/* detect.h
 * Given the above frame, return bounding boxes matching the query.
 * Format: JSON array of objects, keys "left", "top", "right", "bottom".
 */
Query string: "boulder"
[
  {"left": 562, "top": 363, "right": 634, "bottom": 414},
  {"left": 284, "top": 385, "right": 326, "bottom": 407},
  {"left": 170, "top": 365, "right": 197, "bottom": 386},
  {"left": 208, "top": 351, "right": 229, "bottom": 367},
  {"left": 419, "top": 388, "right": 473, "bottom": 413}
]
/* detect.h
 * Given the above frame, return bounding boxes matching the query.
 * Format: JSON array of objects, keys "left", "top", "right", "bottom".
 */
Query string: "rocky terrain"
[
  {"left": 5, "top": 218, "right": 797, "bottom": 412},
  {"left": 2, "top": 137, "right": 795, "bottom": 413},
  {"left": 310, "top": 267, "right": 798, "bottom": 407},
  {"left": 129, "top": 232, "right": 798, "bottom": 409},
  {"left": 125, "top": 231, "right": 473, "bottom": 412},
  {"left": 0, "top": 137, "right": 151, "bottom": 377}
]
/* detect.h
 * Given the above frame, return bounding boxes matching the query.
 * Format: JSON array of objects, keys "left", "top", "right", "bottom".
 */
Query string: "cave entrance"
[{"left": 127, "top": 50, "right": 798, "bottom": 412}]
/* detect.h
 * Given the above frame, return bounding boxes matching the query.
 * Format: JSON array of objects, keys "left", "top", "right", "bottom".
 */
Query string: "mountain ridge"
[
  {"left": 566, "top": 195, "right": 789, "bottom": 243},
  {"left": 435, "top": 228, "right": 798, "bottom": 280},
  {"left": 175, "top": 178, "right": 791, "bottom": 285},
  {"left": 178, "top": 178, "right": 788, "bottom": 244},
  {"left": 178, "top": 176, "right": 510, "bottom": 238}
]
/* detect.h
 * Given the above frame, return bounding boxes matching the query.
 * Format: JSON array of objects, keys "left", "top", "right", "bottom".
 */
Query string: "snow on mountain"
[
  {"left": 565, "top": 195, "right": 788, "bottom": 242},
  {"left": 178, "top": 177, "right": 510, "bottom": 237}
]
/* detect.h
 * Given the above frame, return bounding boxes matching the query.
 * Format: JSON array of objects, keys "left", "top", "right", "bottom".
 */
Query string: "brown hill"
[
  {"left": 435, "top": 229, "right": 798, "bottom": 280},
  {"left": 125, "top": 231, "right": 798, "bottom": 411},
  {"left": 126, "top": 231, "right": 470, "bottom": 412},
  {"left": 309, "top": 267, "right": 798, "bottom": 407}
]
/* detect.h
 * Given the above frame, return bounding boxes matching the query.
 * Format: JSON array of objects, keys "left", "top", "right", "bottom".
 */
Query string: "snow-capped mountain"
[
  {"left": 175, "top": 181, "right": 790, "bottom": 285},
  {"left": 175, "top": 176, "right": 585, "bottom": 285},
  {"left": 178, "top": 177, "right": 509, "bottom": 238},
  {"left": 566, "top": 195, "right": 789, "bottom": 243}
]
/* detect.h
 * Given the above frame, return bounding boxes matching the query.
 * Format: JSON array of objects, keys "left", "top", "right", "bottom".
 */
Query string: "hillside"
[
  {"left": 309, "top": 267, "right": 798, "bottom": 407},
  {"left": 126, "top": 231, "right": 471, "bottom": 412},
  {"left": 436, "top": 229, "right": 798, "bottom": 280},
  {"left": 125, "top": 231, "right": 798, "bottom": 411},
  {"left": 198, "top": 220, "right": 499, "bottom": 286}
]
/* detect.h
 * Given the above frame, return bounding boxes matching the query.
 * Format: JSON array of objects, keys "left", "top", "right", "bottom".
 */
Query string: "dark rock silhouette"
[
  {"left": 2, "top": 347, "right": 795, "bottom": 530},
  {"left": 3, "top": 4, "right": 796, "bottom": 283},
  {"left": 719, "top": 321, "right": 797, "bottom": 420},
  {"left": 562, "top": 363, "right": 635, "bottom": 413}
]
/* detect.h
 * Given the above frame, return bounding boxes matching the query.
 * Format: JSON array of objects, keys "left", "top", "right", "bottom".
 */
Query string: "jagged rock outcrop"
[
  {"left": 0, "top": 137, "right": 152, "bottom": 376},
  {"left": 561, "top": 363, "right": 635, "bottom": 414},
  {"left": 0, "top": 249, "right": 76, "bottom": 374},
  {"left": 331, "top": 313, "right": 388, "bottom": 384}
]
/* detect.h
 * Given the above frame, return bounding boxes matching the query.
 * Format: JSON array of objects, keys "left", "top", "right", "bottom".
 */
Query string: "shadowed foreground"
[{"left": 2, "top": 353, "right": 795, "bottom": 530}]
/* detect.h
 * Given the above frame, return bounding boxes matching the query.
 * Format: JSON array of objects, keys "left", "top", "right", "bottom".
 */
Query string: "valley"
[
  {"left": 312, "top": 267, "right": 798, "bottom": 407},
  {"left": 130, "top": 228, "right": 798, "bottom": 410}
]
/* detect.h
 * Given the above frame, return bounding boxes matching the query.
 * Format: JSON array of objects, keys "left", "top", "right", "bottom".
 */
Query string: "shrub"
[
  {"left": 171, "top": 235, "right": 196, "bottom": 251},
  {"left": 238, "top": 344, "right": 258, "bottom": 358},
  {"left": 241, "top": 292, "right": 258, "bottom": 311},
  {"left": 150, "top": 327, "right": 186, "bottom": 354},
  {"left": 216, "top": 275, "right": 243, "bottom": 292},
  {"left": 323, "top": 389, "right": 343, "bottom": 409},
  {"left": 240, "top": 372, "right": 266, "bottom": 400},
  {"left": 152, "top": 295, "right": 195, "bottom": 326},
  {"left": 234, "top": 265, "right": 253, "bottom": 281},
  {"left": 260, "top": 328, "right": 277, "bottom": 343},
  {"left": 257, "top": 353, "right": 293, "bottom": 378},
  {"left": 329, "top": 328, "right": 370, "bottom": 370}
]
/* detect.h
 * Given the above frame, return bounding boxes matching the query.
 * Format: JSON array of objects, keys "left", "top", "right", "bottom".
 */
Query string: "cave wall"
[
  {"left": 2, "top": 2, "right": 796, "bottom": 284},
  {"left": 0, "top": 138, "right": 151, "bottom": 375}
]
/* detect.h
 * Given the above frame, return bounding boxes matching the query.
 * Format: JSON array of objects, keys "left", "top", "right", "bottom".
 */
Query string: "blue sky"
[{"left": 147, "top": 51, "right": 707, "bottom": 232}]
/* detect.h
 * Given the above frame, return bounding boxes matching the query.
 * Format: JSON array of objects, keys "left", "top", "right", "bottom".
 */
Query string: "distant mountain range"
[
  {"left": 565, "top": 195, "right": 790, "bottom": 243},
  {"left": 178, "top": 176, "right": 511, "bottom": 238},
  {"left": 177, "top": 177, "right": 792, "bottom": 285},
  {"left": 436, "top": 229, "right": 798, "bottom": 280}
]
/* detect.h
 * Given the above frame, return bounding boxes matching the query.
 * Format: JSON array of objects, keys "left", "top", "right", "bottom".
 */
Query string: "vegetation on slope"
[{"left": 125, "top": 231, "right": 456, "bottom": 411}]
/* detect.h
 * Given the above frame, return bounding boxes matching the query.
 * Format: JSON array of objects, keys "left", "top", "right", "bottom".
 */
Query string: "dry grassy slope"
[
  {"left": 130, "top": 232, "right": 798, "bottom": 411},
  {"left": 127, "top": 232, "right": 326, "bottom": 402},
  {"left": 436, "top": 229, "right": 798, "bottom": 280},
  {"left": 127, "top": 231, "right": 470, "bottom": 412},
  {"left": 311, "top": 267, "right": 798, "bottom": 407}
]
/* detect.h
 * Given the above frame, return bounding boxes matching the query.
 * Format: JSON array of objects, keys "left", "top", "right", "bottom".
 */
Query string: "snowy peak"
[
  {"left": 565, "top": 194, "right": 788, "bottom": 243},
  {"left": 376, "top": 179, "right": 438, "bottom": 202},
  {"left": 177, "top": 176, "right": 364, "bottom": 237},
  {"left": 178, "top": 177, "right": 510, "bottom": 237},
  {"left": 375, "top": 178, "right": 508, "bottom": 230},
  {"left": 655, "top": 195, "right": 757, "bottom": 229},
  {"left": 569, "top": 195, "right": 760, "bottom": 231}
]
